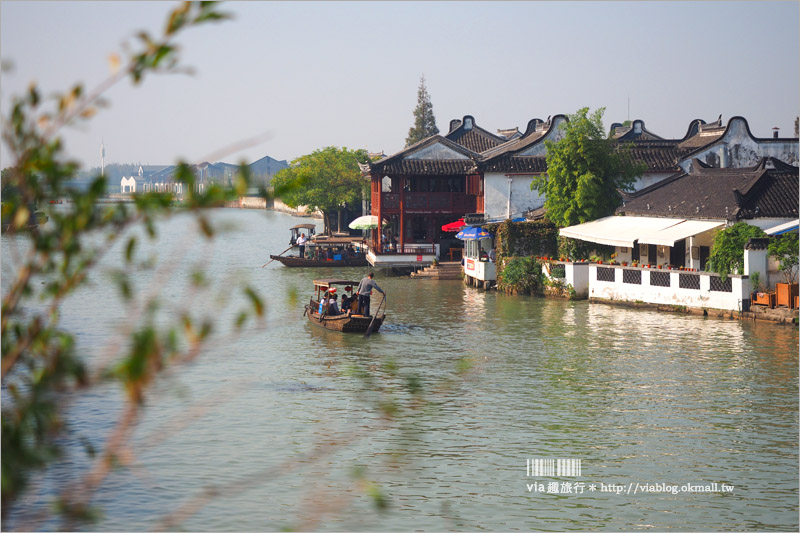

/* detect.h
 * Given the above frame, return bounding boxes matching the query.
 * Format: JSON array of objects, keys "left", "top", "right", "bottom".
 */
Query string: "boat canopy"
[
  {"left": 312, "top": 279, "right": 360, "bottom": 289},
  {"left": 291, "top": 223, "right": 317, "bottom": 231}
]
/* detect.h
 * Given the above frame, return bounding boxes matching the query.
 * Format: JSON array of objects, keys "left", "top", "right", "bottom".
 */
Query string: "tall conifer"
[{"left": 405, "top": 76, "right": 439, "bottom": 147}]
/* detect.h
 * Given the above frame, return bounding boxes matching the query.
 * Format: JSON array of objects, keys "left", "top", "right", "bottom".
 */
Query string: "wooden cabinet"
[
  {"left": 776, "top": 283, "right": 799, "bottom": 308},
  {"left": 753, "top": 292, "right": 776, "bottom": 308}
]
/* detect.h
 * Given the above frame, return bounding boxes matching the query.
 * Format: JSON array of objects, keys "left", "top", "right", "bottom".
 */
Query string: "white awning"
[
  {"left": 765, "top": 219, "right": 799, "bottom": 236},
  {"left": 638, "top": 219, "right": 725, "bottom": 246},
  {"left": 559, "top": 216, "right": 683, "bottom": 248}
]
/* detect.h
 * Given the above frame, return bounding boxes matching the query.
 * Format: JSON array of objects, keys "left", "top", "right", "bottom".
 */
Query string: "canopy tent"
[
  {"left": 559, "top": 216, "right": 684, "bottom": 248},
  {"left": 348, "top": 215, "right": 389, "bottom": 230},
  {"left": 765, "top": 219, "right": 799, "bottom": 236},
  {"left": 441, "top": 219, "right": 467, "bottom": 232},
  {"left": 637, "top": 219, "right": 725, "bottom": 246},
  {"left": 456, "top": 227, "right": 492, "bottom": 240}
]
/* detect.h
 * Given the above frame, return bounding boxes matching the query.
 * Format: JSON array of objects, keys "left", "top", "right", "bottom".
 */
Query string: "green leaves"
[
  {"left": 768, "top": 232, "right": 798, "bottom": 283},
  {"left": 536, "top": 107, "right": 646, "bottom": 228},
  {"left": 271, "top": 146, "right": 369, "bottom": 233},
  {"left": 405, "top": 75, "right": 439, "bottom": 147},
  {"left": 0, "top": 1, "right": 261, "bottom": 523},
  {"left": 497, "top": 256, "right": 545, "bottom": 295},
  {"left": 707, "top": 222, "right": 768, "bottom": 280}
]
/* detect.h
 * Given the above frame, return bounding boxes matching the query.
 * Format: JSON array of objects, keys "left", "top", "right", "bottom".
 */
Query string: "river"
[{"left": 2, "top": 208, "right": 798, "bottom": 531}]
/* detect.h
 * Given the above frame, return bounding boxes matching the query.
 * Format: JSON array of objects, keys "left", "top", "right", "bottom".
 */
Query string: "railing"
[
  {"left": 372, "top": 245, "right": 435, "bottom": 255},
  {"left": 622, "top": 269, "right": 642, "bottom": 284}
]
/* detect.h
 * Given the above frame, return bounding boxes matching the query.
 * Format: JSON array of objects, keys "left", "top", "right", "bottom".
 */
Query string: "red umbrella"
[{"left": 441, "top": 218, "right": 466, "bottom": 232}]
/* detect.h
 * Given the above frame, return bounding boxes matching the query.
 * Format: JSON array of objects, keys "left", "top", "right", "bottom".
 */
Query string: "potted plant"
[
  {"left": 749, "top": 271, "right": 761, "bottom": 302},
  {"left": 769, "top": 233, "right": 798, "bottom": 308}
]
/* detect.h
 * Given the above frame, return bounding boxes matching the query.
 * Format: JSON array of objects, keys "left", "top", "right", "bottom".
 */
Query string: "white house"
[{"left": 556, "top": 157, "right": 799, "bottom": 311}]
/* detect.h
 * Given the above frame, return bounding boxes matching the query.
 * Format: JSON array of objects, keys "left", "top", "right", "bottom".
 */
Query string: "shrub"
[
  {"left": 707, "top": 222, "right": 767, "bottom": 280},
  {"left": 768, "top": 233, "right": 799, "bottom": 283},
  {"left": 498, "top": 256, "right": 545, "bottom": 295}
]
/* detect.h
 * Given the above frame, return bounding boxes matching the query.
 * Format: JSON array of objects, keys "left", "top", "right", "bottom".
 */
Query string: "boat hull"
[
  {"left": 269, "top": 254, "right": 369, "bottom": 268},
  {"left": 304, "top": 306, "right": 383, "bottom": 333}
]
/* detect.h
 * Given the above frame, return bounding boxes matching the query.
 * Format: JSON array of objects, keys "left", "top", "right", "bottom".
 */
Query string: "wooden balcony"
[{"left": 380, "top": 192, "right": 477, "bottom": 214}]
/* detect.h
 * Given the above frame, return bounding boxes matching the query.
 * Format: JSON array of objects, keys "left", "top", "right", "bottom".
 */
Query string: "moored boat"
[
  {"left": 304, "top": 279, "right": 385, "bottom": 333},
  {"left": 269, "top": 224, "right": 369, "bottom": 267}
]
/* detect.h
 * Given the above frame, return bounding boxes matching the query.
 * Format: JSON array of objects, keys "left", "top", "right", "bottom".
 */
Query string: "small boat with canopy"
[
  {"left": 268, "top": 224, "right": 369, "bottom": 267},
  {"left": 303, "top": 279, "right": 385, "bottom": 334}
]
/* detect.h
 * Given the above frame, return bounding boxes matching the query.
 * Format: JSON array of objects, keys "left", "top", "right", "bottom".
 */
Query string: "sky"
[{"left": 1, "top": 1, "right": 798, "bottom": 170}]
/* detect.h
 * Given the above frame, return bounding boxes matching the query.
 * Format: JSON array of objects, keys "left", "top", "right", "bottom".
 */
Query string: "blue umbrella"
[{"left": 456, "top": 226, "right": 492, "bottom": 240}]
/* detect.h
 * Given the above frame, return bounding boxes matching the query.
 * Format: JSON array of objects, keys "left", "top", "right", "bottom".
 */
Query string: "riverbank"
[{"left": 588, "top": 296, "right": 799, "bottom": 325}]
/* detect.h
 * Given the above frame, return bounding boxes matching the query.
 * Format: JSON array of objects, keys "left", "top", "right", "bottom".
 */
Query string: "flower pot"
[{"left": 622, "top": 262, "right": 627, "bottom": 266}]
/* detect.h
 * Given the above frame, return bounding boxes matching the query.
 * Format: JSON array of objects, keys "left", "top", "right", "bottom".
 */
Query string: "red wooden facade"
[{"left": 369, "top": 174, "right": 484, "bottom": 254}]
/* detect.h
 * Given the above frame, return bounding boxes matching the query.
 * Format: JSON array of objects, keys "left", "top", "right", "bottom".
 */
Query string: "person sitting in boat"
[
  {"left": 340, "top": 292, "right": 351, "bottom": 314},
  {"left": 327, "top": 293, "right": 341, "bottom": 315}
]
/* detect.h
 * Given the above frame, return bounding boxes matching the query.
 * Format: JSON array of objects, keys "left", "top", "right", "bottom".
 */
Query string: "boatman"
[
  {"left": 356, "top": 272, "right": 384, "bottom": 316},
  {"left": 296, "top": 232, "right": 307, "bottom": 258}
]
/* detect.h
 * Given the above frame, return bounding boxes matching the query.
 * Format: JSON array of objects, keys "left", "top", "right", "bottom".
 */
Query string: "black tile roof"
[
  {"left": 617, "top": 157, "right": 799, "bottom": 221},
  {"left": 479, "top": 115, "right": 567, "bottom": 162},
  {"left": 480, "top": 155, "right": 548, "bottom": 173},
  {"left": 371, "top": 159, "right": 477, "bottom": 175},
  {"left": 368, "top": 135, "right": 480, "bottom": 176},
  {"left": 623, "top": 142, "right": 687, "bottom": 172}
]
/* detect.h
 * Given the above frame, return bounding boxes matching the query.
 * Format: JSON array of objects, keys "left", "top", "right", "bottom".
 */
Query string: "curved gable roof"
[
  {"left": 368, "top": 135, "right": 480, "bottom": 176},
  {"left": 445, "top": 115, "right": 506, "bottom": 153}
]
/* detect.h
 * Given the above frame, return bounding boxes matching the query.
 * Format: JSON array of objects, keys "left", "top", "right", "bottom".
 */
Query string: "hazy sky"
[{"left": 1, "top": 1, "right": 798, "bottom": 169}]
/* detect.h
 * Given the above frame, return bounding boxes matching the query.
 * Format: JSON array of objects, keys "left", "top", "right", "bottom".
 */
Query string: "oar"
[
  {"left": 363, "top": 294, "right": 386, "bottom": 338},
  {"left": 261, "top": 244, "right": 294, "bottom": 268}
]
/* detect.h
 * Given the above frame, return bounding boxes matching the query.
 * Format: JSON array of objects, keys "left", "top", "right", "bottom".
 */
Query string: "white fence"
[{"left": 542, "top": 261, "right": 750, "bottom": 311}]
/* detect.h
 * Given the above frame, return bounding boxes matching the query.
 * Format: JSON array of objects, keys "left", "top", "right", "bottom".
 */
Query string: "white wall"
[
  {"left": 588, "top": 264, "right": 749, "bottom": 311},
  {"left": 679, "top": 117, "right": 799, "bottom": 172},
  {"left": 632, "top": 172, "right": 674, "bottom": 191},
  {"left": 483, "top": 172, "right": 544, "bottom": 221},
  {"left": 120, "top": 176, "right": 136, "bottom": 193}
]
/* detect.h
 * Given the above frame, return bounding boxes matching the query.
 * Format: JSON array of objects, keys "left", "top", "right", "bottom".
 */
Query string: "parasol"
[
  {"left": 441, "top": 218, "right": 466, "bottom": 232},
  {"left": 348, "top": 215, "right": 389, "bottom": 230}
]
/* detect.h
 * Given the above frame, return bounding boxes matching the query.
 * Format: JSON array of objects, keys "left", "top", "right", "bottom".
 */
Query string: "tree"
[
  {"left": 404, "top": 75, "right": 439, "bottom": 147},
  {"left": 0, "top": 2, "right": 273, "bottom": 525},
  {"left": 532, "top": 107, "right": 646, "bottom": 228},
  {"left": 707, "top": 222, "right": 767, "bottom": 280},
  {"left": 271, "top": 146, "right": 369, "bottom": 235},
  {"left": 768, "top": 232, "right": 799, "bottom": 283}
]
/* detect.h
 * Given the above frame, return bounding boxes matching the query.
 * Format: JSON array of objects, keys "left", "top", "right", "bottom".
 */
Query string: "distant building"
[{"left": 118, "top": 155, "right": 288, "bottom": 196}]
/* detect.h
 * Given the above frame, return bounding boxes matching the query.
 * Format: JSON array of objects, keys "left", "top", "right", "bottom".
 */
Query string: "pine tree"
[{"left": 405, "top": 75, "right": 439, "bottom": 147}]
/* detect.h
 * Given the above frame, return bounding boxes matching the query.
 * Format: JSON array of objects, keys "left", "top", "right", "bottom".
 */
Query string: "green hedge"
[{"left": 485, "top": 220, "right": 558, "bottom": 259}]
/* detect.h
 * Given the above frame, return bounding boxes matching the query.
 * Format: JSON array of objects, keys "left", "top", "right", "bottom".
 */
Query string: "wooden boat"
[
  {"left": 270, "top": 231, "right": 369, "bottom": 268},
  {"left": 304, "top": 279, "right": 385, "bottom": 333}
]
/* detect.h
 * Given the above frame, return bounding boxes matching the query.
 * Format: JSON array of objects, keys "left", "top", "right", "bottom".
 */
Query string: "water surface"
[{"left": 2, "top": 208, "right": 797, "bottom": 531}]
